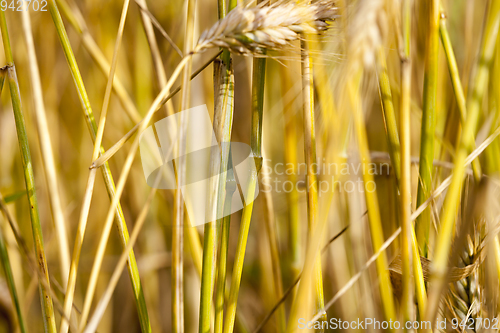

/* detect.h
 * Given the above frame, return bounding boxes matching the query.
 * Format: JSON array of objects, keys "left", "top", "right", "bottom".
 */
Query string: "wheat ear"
[{"left": 195, "top": 0, "right": 336, "bottom": 54}]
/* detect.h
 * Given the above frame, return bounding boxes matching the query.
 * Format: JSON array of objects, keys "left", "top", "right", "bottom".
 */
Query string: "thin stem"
[
  {"left": 199, "top": 0, "right": 236, "bottom": 329},
  {"left": 136, "top": 0, "right": 175, "bottom": 117},
  {"left": 90, "top": 51, "right": 223, "bottom": 169},
  {"left": 484, "top": 18, "right": 500, "bottom": 282},
  {"left": 55, "top": 0, "right": 141, "bottom": 123},
  {"left": 213, "top": 71, "right": 236, "bottom": 332},
  {"left": 439, "top": 5, "right": 482, "bottom": 180},
  {"left": 0, "top": 193, "right": 78, "bottom": 332},
  {"left": 415, "top": 0, "right": 440, "bottom": 257},
  {"left": 46, "top": 1, "right": 151, "bottom": 331},
  {"left": 63, "top": 169, "right": 96, "bottom": 332},
  {"left": 92, "top": 0, "right": 130, "bottom": 167},
  {"left": 21, "top": 8, "right": 71, "bottom": 287},
  {"left": 0, "top": 215, "right": 27, "bottom": 333},
  {"left": 172, "top": 0, "right": 197, "bottom": 329},
  {"left": 376, "top": 3, "right": 427, "bottom": 318},
  {"left": 77, "top": 55, "right": 190, "bottom": 332},
  {"left": 285, "top": 182, "right": 329, "bottom": 333},
  {"left": 377, "top": 46, "right": 401, "bottom": 184},
  {"left": 187, "top": 220, "right": 204, "bottom": 277},
  {"left": 133, "top": 0, "right": 182, "bottom": 57},
  {"left": 424, "top": 0, "right": 500, "bottom": 325},
  {"left": 300, "top": 38, "right": 326, "bottom": 327},
  {"left": 280, "top": 66, "right": 301, "bottom": 284},
  {"left": 284, "top": 34, "right": 345, "bottom": 333},
  {"left": 260, "top": 155, "right": 286, "bottom": 333},
  {"left": 254, "top": 225, "right": 349, "bottom": 333},
  {"left": 399, "top": 0, "right": 413, "bottom": 323},
  {"left": 222, "top": 47, "right": 266, "bottom": 333},
  {"left": 199, "top": 60, "right": 228, "bottom": 333},
  {"left": 310, "top": 228, "right": 401, "bottom": 322},
  {"left": 439, "top": 14, "right": 465, "bottom": 123},
  {"left": 56, "top": 0, "right": 209, "bottom": 288},
  {"left": 350, "top": 69, "right": 397, "bottom": 326},
  {"left": 410, "top": 125, "right": 500, "bottom": 224},
  {"left": 0, "top": 12, "right": 57, "bottom": 333},
  {"left": 61, "top": 3, "right": 133, "bottom": 330},
  {"left": 82, "top": 169, "right": 165, "bottom": 333},
  {"left": 214, "top": 154, "right": 236, "bottom": 333}
]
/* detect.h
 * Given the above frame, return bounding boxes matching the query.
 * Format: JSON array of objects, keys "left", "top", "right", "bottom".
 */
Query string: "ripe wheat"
[{"left": 194, "top": 0, "right": 337, "bottom": 54}]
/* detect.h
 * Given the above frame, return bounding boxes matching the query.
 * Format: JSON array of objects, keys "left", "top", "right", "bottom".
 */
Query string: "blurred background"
[{"left": 1, "top": 0, "right": 499, "bottom": 332}]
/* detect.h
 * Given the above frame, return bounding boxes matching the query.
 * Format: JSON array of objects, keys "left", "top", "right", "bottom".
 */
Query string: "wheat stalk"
[
  {"left": 425, "top": 0, "right": 500, "bottom": 324},
  {"left": 0, "top": 13, "right": 57, "bottom": 333},
  {"left": 195, "top": 0, "right": 336, "bottom": 54}
]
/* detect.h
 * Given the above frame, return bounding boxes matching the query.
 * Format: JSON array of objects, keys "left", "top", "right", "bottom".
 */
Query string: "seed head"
[{"left": 194, "top": 0, "right": 337, "bottom": 55}]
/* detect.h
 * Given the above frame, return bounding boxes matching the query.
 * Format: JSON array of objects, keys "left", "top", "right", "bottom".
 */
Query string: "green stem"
[
  {"left": 415, "top": 0, "right": 440, "bottom": 257},
  {"left": 21, "top": 8, "right": 71, "bottom": 288},
  {"left": 223, "top": 51, "right": 265, "bottom": 333},
  {"left": 482, "top": 27, "right": 500, "bottom": 328},
  {"left": 374, "top": 7, "right": 427, "bottom": 317},
  {"left": 200, "top": 55, "right": 235, "bottom": 333},
  {"left": 200, "top": 0, "right": 237, "bottom": 329},
  {"left": 300, "top": 38, "right": 326, "bottom": 328},
  {"left": 485, "top": 24, "right": 500, "bottom": 175},
  {"left": 280, "top": 67, "right": 301, "bottom": 284},
  {"left": 351, "top": 69, "right": 397, "bottom": 327},
  {"left": 377, "top": 47, "right": 401, "bottom": 184},
  {"left": 214, "top": 153, "right": 236, "bottom": 333},
  {"left": 55, "top": 0, "right": 141, "bottom": 123},
  {"left": 46, "top": 1, "right": 151, "bottom": 331},
  {"left": 173, "top": 0, "right": 197, "bottom": 330},
  {"left": 0, "top": 215, "right": 27, "bottom": 333},
  {"left": 0, "top": 12, "right": 57, "bottom": 333},
  {"left": 439, "top": 6, "right": 482, "bottom": 180},
  {"left": 425, "top": 0, "right": 500, "bottom": 325},
  {"left": 399, "top": 0, "right": 414, "bottom": 323},
  {"left": 403, "top": 0, "right": 428, "bottom": 321}
]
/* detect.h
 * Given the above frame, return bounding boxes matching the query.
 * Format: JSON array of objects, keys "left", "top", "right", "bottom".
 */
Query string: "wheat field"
[{"left": 0, "top": 0, "right": 499, "bottom": 332}]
